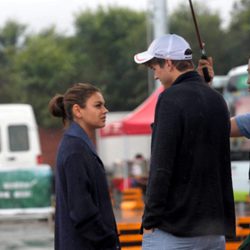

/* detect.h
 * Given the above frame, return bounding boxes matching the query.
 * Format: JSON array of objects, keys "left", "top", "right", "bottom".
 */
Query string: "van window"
[
  {"left": 228, "top": 73, "right": 248, "bottom": 92},
  {"left": 8, "top": 125, "right": 29, "bottom": 151}
]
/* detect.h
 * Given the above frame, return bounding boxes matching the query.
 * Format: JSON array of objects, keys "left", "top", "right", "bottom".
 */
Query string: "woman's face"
[{"left": 74, "top": 92, "right": 108, "bottom": 130}]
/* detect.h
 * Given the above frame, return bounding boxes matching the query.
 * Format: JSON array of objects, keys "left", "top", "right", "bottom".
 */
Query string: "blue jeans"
[{"left": 142, "top": 228, "right": 225, "bottom": 250}]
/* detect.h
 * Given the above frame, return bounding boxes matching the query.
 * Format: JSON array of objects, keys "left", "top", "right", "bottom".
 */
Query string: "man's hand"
[
  {"left": 143, "top": 228, "right": 154, "bottom": 234},
  {"left": 197, "top": 57, "right": 214, "bottom": 85}
]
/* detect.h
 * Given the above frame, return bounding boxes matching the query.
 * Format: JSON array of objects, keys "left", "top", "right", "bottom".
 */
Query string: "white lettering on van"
[
  {"left": 3, "top": 180, "right": 37, "bottom": 190},
  {"left": 13, "top": 191, "right": 32, "bottom": 198},
  {"left": 0, "top": 191, "right": 11, "bottom": 198}
]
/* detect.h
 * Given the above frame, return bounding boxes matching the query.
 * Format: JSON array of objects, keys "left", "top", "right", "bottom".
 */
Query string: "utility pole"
[
  {"left": 153, "top": 0, "right": 168, "bottom": 38},
  {"left": 147, "top": 0, "right": 168, "bottom": 90}
]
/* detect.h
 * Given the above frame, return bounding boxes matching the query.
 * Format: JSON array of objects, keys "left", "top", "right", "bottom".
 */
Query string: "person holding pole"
[
  {"left": 134, "top": 34, "right": 235, "bottom": 250},
  {"left": 197, "top": 56, "right": 250, "bottom": 138},
  {"left": 197, "top": 57, "right": 214, "bottom": 85}
]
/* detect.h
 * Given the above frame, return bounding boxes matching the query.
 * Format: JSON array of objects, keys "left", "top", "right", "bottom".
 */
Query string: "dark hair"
[
  {"left": 145, "top": 57, "right": 194, "bottom": 72},
  {"left": 145, "top": 58, "right": 166, "bottom": 68},
  {"left": 49, "top": 83, "right": 100, "bottom": 124},
  {"left": 171, "top": 60, "right": 194, "bottom": 71}
]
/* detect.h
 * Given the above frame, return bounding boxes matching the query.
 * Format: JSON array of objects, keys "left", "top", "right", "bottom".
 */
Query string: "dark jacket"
[
  {"left": 55, "top": 122, "right": 120, "bottom": 250},
  {"left": 142, "top": 71, "right": 235, "bottom": 238}
]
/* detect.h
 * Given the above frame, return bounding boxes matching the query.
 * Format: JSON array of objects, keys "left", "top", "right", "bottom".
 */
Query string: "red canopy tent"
[
  {"left": 99, "top": 86, "right": 163, "bottom": 191},
  {"left": 100, "top": 86, "right": 164, "bottom": 137}
]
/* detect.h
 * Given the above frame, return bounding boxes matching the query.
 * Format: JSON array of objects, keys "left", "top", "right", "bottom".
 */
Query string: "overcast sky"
[{"left": 0, "top": 0, "right": 236, "bottom": 34}]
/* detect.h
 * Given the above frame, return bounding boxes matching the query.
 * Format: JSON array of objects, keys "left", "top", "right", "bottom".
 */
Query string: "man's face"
[{"left": 150, "top": 60, "right": 174, "bottom": 89}]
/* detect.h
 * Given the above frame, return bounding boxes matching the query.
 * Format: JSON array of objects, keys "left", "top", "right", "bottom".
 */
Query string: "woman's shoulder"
[{"left": 59, "top": 134, "right": 90, "bottom": 155}]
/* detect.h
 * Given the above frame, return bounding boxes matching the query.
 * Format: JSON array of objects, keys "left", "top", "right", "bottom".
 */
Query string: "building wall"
[{"left": 39, "top": 128, "right": 63, "bottom": 169}]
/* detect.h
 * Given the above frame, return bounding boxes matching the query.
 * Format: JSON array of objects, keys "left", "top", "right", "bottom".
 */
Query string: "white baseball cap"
[{"left": 134, "top": 34, "right": 192, "bottom": 64}]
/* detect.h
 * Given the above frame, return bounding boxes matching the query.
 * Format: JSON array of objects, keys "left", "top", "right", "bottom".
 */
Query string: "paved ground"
[
  {"left": 0, "top": 209, "right": 143, "bottom": 250},
  {"left": 0, "top": 219, "right": 53, "bottom": 250},
  {"left": 0, "top": 204, "right": 249, "bottom": 250}
]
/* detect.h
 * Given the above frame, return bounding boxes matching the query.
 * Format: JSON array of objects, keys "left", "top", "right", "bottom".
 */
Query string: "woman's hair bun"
[{"left": 48, "top": 94, "right": 66, "bottom": 118}]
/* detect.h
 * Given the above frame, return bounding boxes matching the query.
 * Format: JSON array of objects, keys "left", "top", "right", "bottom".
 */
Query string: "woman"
[{"left": 49, "top": 83, "right": 120, "bottom": 250}]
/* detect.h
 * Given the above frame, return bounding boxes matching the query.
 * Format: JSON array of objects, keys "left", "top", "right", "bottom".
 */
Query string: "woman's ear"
[{"left": 72, "top": 104, "right": 82, "bottom": 118}]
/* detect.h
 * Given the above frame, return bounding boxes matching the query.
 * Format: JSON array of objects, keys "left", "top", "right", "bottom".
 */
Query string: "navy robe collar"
[{"left": 65, "top": 121, "right": 98, "bottom": 156}]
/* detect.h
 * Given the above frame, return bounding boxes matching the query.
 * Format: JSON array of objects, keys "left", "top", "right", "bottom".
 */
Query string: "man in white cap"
[{"left": 134, "top": 34, "right": 235, "bottom": 250}]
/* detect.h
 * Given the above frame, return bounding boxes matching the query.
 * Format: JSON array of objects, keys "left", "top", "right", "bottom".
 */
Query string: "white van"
[
  {"left": 223, "top": 64, "right": 248, "bottom": 98},
  {"left": 0, "top": 104, "right": 42, "bottom": 167}
]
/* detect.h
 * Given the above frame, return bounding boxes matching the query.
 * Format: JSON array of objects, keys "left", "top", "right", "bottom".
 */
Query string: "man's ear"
[
  {"left": 72, "top": 104, "right": 82, "bottom": 118},
  {"left": 166, "top": 60, "right": 174, "bottom": 70}
]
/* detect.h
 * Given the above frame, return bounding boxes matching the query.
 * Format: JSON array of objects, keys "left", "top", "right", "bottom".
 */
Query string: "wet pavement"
[
  {"left": 0, "top": 209, "right": 143, "bottom": 250},
  {"left": 0, "top": 219, "right": 54, "bottom": 250},
  {"left": 0, "top": 204, "right": 249, "bottom": 250},
  {"left": 115, "top": 209, "right": 143, "bottom": 223}
]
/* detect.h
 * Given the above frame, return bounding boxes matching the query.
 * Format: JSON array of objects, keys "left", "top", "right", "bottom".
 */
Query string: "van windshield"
[
  {"left": 8, "top": 125, "right": 29, "bottom": 151},
  {"left": 228, "top": 73, "right": 248, "bottom": 92}
]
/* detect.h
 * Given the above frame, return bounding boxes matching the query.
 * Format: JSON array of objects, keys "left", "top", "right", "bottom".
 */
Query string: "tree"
[
  {"left": 12, "top": 28, "right": 75, "bottom": 127},
  {"left": 0, "top": 20, "right": 26, "bottom": 102},
  {"left": 169, "top": 2, "right": 228, "bottom": 74},
  {"left": 71, "top": 7, "right": 149, "bottom": 111},
  {"left": 225, "top": 0, "right": 250, "bottom": 68},
  {"left": 3, "top": 4, "right": 249, "bottom": 128},
  {"left": 0, "top": 20, "right": 26, "bottom": 48},
  {"left": 0, "top": 8, "right": 151, "bottom": 128}
]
